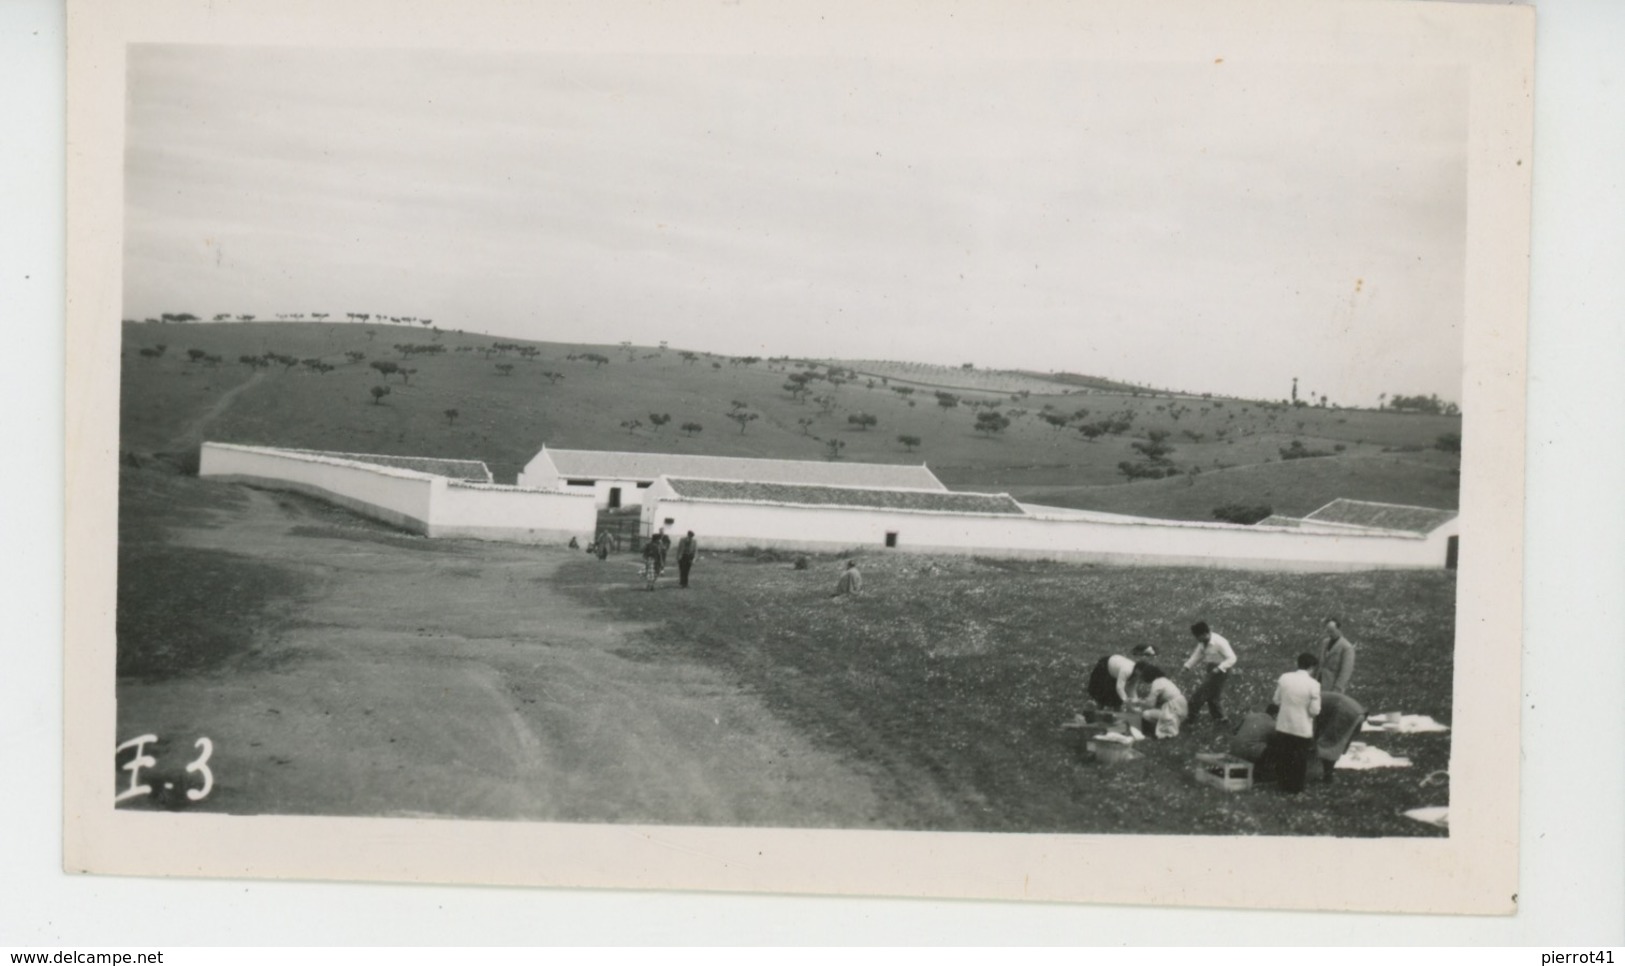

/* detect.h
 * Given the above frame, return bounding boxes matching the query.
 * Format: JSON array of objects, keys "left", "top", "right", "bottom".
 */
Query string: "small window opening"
[{"left": 884, "top": 531, "right": 899, "bottom": 548}]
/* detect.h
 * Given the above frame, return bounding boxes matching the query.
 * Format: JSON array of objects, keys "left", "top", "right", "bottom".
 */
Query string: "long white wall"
[
  {"left": 199, "top": 443, "right": 597, "bottom": 543},
  {"left": 199, "top": 442, "right": 441, "bottom": 532},
  {"left": 432, "top": 481, "right": 598, "bottom": 543},
  {"left": 647, "top": 496, "right": 1450, "bottom": 571}
]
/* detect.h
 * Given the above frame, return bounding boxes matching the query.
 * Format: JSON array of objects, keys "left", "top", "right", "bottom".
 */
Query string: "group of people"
[
  {"left": 1085, "top": 617, "right": 1365, "bottom": 794},
  {"left": 630, "top": 528, "right": 699, "bottom": 589}
]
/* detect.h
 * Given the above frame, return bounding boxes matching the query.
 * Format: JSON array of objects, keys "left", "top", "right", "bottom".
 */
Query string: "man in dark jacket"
[
  {"left": 1317, "top": 617, "right": 1357, "bottom": 694},
  {"left": 675, "top": 531, "right": 698, "bottom": 588}
]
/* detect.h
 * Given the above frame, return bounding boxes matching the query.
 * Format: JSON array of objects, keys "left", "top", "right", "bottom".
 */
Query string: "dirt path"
[
  {"left": 168, "top": 369, "right": 266, "bottom": 448},
  {"left": 116, "top": 487, "right": 885, "bottom": 826}
]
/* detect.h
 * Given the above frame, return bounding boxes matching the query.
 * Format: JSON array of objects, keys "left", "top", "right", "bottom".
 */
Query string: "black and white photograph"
[{"left": 65, "top": 0, "right": 1533, "bottom": 913}]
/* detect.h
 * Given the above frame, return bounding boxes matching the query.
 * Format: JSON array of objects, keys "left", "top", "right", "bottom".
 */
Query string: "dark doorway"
[
  {"left": 607, "top": 487, "right": 622, "bottom": 509},
  {"left": 885, "top": 531, "right": 899, "bottom": 548},
  {"left": 1445, "top": 535, "right": 1459, "bottom": 570}
]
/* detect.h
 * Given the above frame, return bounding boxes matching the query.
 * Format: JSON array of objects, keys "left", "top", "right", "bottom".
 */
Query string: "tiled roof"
[
  {"left": 539, "top": 448, "right": 945, "bottom": 490},
  {"left": 662, "top": 477, "right": 1025, "bottom": 515},
  {"left": 1303, "top": 499, "right": 1458, "bottom": 534},
  {"left": 288, "top": 448, "right": 492, "bottom": 483}
]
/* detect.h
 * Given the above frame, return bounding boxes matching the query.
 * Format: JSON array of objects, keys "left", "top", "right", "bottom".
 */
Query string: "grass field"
[
  {"left": 117, "top": 459, "right": 312, "bottom": 679},
  {"left": 121, "top": 320, "right": 1460, "bottom": 520},
  {"left": 553, "top": 549, "right": 1455, "bottom": 836}
]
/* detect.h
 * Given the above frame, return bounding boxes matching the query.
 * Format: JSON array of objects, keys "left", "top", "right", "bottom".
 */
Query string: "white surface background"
[{"left": 5, "top": 0, "right": 1621, "bottom": 945}]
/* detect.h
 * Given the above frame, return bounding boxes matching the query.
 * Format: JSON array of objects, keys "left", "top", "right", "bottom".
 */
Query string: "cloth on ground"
[
  {"left": 1335, "top": 742, "right": 1412, "bottom": 770},
  {"left": 1362, "top": 713, "right": 1450, "bottom": 734},
  {"left": 1403, "top": 806, "right": 1449, "bottom": 828}
]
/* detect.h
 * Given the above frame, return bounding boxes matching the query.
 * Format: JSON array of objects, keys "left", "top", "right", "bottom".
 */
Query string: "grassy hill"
[{"left": 120, "top": 321, "right": 1461, "bottom": 519}]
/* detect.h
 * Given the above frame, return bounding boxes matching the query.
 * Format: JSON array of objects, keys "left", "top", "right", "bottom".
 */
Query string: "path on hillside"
[
  {"left": 168, "top": 369, "right": 267, "bottom": 449},
  {"left": 116, "top": 487, "right": 886, "bottom": 826}
]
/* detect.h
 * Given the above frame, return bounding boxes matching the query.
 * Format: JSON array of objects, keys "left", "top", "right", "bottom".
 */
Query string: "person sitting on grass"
[
  {"left": 1086, "top": 644, "right": 1157, "bottom": 711},
  {"left": 1130, "top": 665, "right": 1189, "bottom": 739},
  {"left": 832, "top": 560, "right": 862, "bottom": 598},
  {"left": 1229, "top": 703, "right": 1281, "bottom": 782},
  {"left": 1312, "top": 691, "right": 1367, "bottom": 784}
]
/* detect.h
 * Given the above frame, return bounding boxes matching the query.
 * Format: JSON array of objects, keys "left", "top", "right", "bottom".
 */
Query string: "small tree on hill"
[
  {"left": 847, "top": 412, "right": 877, "bottom": 431},
  {"left": 495, "top": 363, "right": 514, "bottom": 376},
  {"left": 397, "top": 367, "right": 416, "bottom": 384},
  {"left": 620, "top": 418, "right": 643, "bottom": 434},
  {"left": 369, "top": 385, "right": 391, "bottom": 405},
  {"left": 444, "top": 408, "right": 459, "bottom": 425},
  {"left": 728, "top": 410, "right": 759, "bottom": 434},
  {"left": 681, "top": 421, "right": 703, "bottom": 436},
  {"left": 825, "top": 438, "right": 846, "bottom": 460},
  {"left": 186, "top": 348, "right": 207, "bottom": 362},
  {"left": 370, "top": 360, "right": 398, "bottom": 379},
  {"left": 797, "top": 417, "right": 815, "bottom": 436},
  {"left": 974, "top": 412, "right": 1011, "bottom": 435},
  {"left": 649, "top": 413, "right": 671, "bottom": 431},
  {"left": 897, "top": 434, "right": 921, "bottom": 452}
]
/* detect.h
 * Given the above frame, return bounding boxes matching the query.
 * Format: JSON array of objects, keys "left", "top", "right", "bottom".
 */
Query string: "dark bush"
[{"left": 1212, "top": 504, "right": 1274, "bottom": 525}]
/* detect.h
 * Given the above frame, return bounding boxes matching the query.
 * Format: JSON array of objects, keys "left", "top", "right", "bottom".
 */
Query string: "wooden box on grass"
[
  {"left": 1087, "top": 737, "right": 1138, "bottom": 764},
  {"left": 1193, "top": 752, "right": 1254, "bottom": 791}
]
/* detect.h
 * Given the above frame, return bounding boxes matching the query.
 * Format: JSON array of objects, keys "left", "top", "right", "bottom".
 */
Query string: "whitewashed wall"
[
  {"left": 516, "top": 457, "right": 646, "bottom": 509},
  {"left": 199, "top": 442, "right": 440, "bottom": 532},
  {"left": 199, "top": 443, "right": 597, "bottom": 543},
  {"left": 432, "top": 481, "right": 598, "bottom": 542},
  {"left": 646, "top": 488, "right": 1450, "bottom": 571}
]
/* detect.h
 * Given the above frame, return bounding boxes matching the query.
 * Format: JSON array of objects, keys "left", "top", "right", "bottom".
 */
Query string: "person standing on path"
[
  {"left": 655, "top": 527, "right": 672, "bottom": 575},
  {"left": 640, "top": 535, "right": 663, "bottom": 590},
  {"left": 675, "top": 530, "right": 698, "bottom": 588},
  {"left": 1182, "top": 621, "right": 1238, "bottom": 724},
  {"left": 1272, "top": 652, "right": 1323, "bottom": 794},
  {"left": 1316, "top": 617, "right": 1356, "bottom": 695}
]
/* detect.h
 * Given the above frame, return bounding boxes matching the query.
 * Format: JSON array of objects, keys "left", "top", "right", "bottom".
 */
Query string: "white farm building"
[
  {"left": 517, "top": 446, "right": 946, "bottom": 510},
  {"left": 199, "top": 441, "right": 1461, "bottom": 571}
]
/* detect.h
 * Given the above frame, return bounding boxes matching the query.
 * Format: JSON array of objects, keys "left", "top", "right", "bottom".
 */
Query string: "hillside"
[{"left": 120, "top": 321, "right": 1461, "bottom": 519}]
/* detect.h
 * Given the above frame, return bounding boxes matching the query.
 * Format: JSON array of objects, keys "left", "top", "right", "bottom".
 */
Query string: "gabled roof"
[
  {"left": 1302, "top": 499, "right": 1458, "bottom": 534},
  {"left": 662, "top": 477, "right": 1026, "bottom": 515},
  {"left": 287, "top": 448, "right": 492, "bottom": 483},
  {"left": 537, "top": 447, "right": 946, "bottom": 490}
]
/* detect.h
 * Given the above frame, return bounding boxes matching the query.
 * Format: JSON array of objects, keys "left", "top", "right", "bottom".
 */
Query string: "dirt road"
[{"left": 116, "top": 486, "right": 885, "bottom": 826}]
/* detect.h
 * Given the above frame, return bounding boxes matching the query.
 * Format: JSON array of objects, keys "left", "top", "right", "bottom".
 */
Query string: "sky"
[{"left": 123, "top": 45, "right": 1469, "bottom": 405}]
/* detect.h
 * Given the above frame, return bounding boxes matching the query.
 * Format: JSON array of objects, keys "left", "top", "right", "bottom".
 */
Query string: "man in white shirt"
[
  {"left": 1182, "top": 621, "right": 1238, "bottom": 724},
  {"left": 1271, "top": 652, "right": 1324, "bottom": 794}
]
